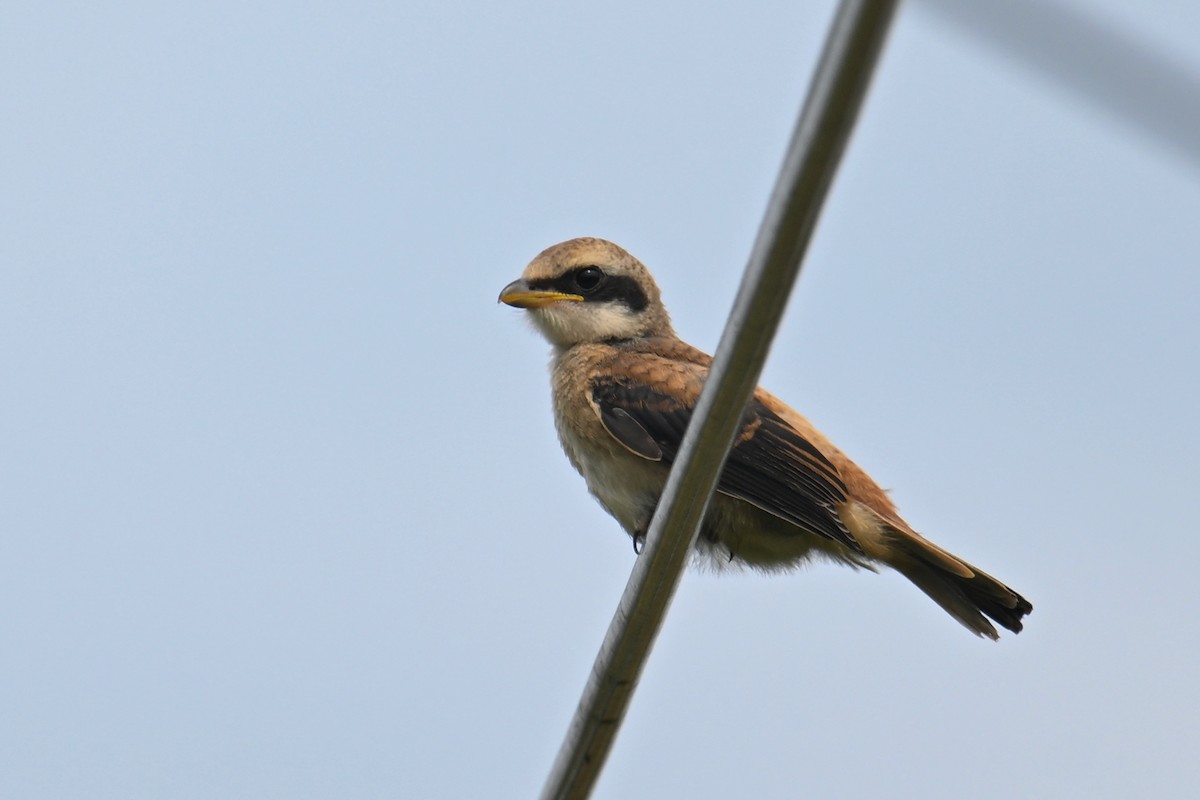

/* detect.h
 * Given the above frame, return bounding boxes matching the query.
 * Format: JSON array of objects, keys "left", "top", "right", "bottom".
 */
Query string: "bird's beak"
[{"left": 498, "top": 278, "right": 584, "bottom": 309}]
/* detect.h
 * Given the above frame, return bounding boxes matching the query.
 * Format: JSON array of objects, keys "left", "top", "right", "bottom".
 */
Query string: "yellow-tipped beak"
[{"left": 498, "top": 279, "right": 584, "bottom": 309}]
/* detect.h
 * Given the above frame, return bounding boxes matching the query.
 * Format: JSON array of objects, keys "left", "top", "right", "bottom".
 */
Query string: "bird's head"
[{"left": 499, "top": 238, "right": 673, "bottom": 348}]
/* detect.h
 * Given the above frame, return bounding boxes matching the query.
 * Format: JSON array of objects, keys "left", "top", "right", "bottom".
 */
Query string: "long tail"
[{"left": 885, "top": 525, "right": 1032, "bottom": 640}]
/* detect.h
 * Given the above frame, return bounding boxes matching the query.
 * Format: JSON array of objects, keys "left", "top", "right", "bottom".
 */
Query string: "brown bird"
[{"left": 499, "top": 237, "right": 1032, "bottom": 639}]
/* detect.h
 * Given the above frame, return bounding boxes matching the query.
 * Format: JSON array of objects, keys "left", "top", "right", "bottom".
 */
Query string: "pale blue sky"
[{"left": 3, "top": 2, "right": 1198, "bottom": 798}]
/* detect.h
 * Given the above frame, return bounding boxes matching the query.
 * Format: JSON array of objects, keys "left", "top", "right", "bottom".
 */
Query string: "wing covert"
[{"left": 591, "top": 374, "right": 860, "bottom": 553}]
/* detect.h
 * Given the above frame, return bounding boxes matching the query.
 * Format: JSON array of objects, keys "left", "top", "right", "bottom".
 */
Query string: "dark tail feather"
[{"left": 887, "top": 529, "right": 1033, "bottom": 640}]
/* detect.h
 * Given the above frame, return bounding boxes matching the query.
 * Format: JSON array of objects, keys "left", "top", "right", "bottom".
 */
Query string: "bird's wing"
[{"left": 590, "top": 359, "right": 861, "bottom": 553}]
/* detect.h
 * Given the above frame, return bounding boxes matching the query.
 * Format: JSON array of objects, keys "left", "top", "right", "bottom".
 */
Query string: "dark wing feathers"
[
  {"left": 594, "top": 378, "right": 688, "bottom": 458},
  {"left": 599, "top": 406, "right": 664, "bottom": 461},
  {"left": 592, "top": 376, "right": 860, "bottom": 553}
]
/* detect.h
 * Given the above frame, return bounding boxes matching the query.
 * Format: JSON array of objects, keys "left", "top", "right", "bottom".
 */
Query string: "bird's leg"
[
  {"left": 631, "top": 515, "right": 652, "bottom": 555},
  {"left": 706, "top": 522, "right": 736, "bottom": 563}
]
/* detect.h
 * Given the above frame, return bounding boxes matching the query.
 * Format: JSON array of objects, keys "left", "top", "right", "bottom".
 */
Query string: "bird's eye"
[{"left": 573, "top": 267, "right": 605, "bottom": 292}]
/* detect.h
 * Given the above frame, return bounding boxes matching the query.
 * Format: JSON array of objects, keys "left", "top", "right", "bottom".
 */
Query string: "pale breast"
[{"left": 550, "top": 344, "right": 668, "bottom": 537}]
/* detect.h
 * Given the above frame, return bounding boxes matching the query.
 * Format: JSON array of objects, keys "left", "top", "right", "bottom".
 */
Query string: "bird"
[{"left": 498, "top": 237, "right": 1032, "bottom": 639}]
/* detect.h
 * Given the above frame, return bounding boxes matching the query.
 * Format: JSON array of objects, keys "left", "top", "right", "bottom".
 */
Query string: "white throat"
[{"left": 529, "top": 301, "right": 645, "bottom": 348}]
